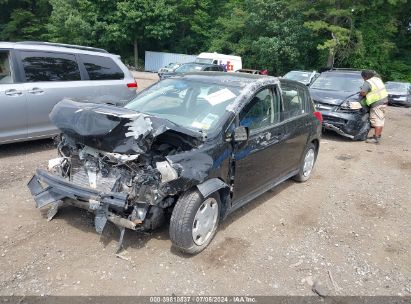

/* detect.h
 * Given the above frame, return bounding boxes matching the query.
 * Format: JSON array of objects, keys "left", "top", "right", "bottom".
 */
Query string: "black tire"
[
  {"left": 353, "top": 128, "right": 369, "bottom": 141},
  {"left": 169, "top": 189, "right": 220, "bottom": 254},
  {"left": 293, "top": 143, "right": 317, "bottom": 182},
  {"left": 353, "top": 121, "right": 371, "bottom": 141}
]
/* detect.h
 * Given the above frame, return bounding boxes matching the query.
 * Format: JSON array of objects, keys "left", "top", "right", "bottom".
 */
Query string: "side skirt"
[{"left": 226, "top": 169, "right": 299, "bottom": 216}]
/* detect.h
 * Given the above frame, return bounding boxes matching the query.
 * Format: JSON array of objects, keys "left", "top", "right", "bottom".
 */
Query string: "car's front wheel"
[
  {"left": 293, "top": 143, "right": 317, "bottom": 182},
  {"left": 170, "top": 190, "right": 220, "bottom": 254}
]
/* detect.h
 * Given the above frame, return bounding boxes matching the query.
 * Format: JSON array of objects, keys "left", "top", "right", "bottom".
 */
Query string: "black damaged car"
[
  {"left": 28, "top": 73, "right": 322, "bottom": 254},
  {"left": 309, "top": 69, "right": 370, "bottom": 140}
]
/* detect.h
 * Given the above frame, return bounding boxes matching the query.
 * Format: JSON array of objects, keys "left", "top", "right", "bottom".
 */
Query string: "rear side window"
[
  {"left": 281, "top": 83, "right": 306, "bottom": 120},
  {"left": 80, "top": 54, "right": 124, "bottom": 80},
  {"left": 20, "top": 51, "right": 81, "bottom": 82},
  {"left": 0, "top": 51, "right": 13, "bottom": 84}
]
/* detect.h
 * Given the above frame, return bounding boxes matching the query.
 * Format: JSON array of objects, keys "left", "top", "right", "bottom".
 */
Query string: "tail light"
[
  {"left": 313, "top": 111, "right": 323, "bottom": 123},
  {"left": 127, "top": 81, "right": 138, "bottom": 89}
]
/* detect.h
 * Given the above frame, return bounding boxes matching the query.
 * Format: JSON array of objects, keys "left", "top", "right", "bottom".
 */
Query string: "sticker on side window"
[{"left": 204, "top": 88, "right": 236, "bottom": 106}]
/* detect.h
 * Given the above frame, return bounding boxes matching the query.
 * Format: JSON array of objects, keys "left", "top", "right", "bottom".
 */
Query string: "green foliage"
[
  {"left": 210, "top": 0, "right": 317, "bottom": 75},
  {"left": 0, "top": 0, "right": 409, "bottom": 80},
  {"left": 0, "top": 0, "right": 51, "bottom": 41}
]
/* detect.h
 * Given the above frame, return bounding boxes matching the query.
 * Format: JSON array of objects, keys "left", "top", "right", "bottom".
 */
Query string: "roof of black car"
[
  {"left": 172, "top": 72, "right": 276, "bottom": 86},
  {"left": 322, "top": 69, "right": 362, "bottom": 74}
]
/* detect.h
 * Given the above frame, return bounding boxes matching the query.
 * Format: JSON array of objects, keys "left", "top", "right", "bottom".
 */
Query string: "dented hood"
[{"left": 50, "top": 99, "right": 203, "bottom": 154}]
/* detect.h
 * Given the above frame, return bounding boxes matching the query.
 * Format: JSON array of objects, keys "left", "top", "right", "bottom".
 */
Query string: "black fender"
[
  {"left": 196, "top": 178, "right": 229, "bottom": 199},
  {"left": 196, "top": 178, "right": 231, "bottom": 219}
]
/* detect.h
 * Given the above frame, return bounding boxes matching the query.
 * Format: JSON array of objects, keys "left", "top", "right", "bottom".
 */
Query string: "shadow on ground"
[
  {"left": 43, "top": 179, "right": 295, "bottom": 257},
  {"left": 0, "top": 139, "right": 54, "bottom": 158}
]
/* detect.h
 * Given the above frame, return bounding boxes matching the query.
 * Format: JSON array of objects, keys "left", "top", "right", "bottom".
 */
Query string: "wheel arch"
[
  {"left": 196, "top": 178, "right": 230, "bottom": 219},
  {"left": 311, "top": 138, "right": 320, "bottom": 158}
]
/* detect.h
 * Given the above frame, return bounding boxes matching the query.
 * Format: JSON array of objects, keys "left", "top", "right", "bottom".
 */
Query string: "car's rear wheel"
[
  {"left": 169, "top": 190, "right": 220, "bottom": 254},
  {"left": 293, "top": 143, "right": 317, "bottom": 182}
]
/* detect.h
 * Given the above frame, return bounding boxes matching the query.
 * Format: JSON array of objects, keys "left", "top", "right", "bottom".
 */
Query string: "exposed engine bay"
[{"left": 27, "top": 99, "right": 214, "bottom": 252}]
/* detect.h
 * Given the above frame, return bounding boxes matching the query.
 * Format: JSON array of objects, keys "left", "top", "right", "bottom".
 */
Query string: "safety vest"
[{"left": 365, "top": 76, "right": 388, "bottom": 106}]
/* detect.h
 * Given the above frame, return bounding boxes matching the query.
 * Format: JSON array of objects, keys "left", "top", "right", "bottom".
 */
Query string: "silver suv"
[{"left": 0, "top": 41, "right": 138, "bottom": 144}]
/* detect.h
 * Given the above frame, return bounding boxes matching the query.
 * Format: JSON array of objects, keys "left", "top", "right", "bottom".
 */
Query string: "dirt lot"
[{"left": 0, "top": 73, "right": 410, "bottom": 296}]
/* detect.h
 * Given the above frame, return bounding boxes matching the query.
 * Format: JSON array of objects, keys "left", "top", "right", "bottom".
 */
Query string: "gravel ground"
[{"left": 0, "top": 74, "right": 410, "bottom": 296}]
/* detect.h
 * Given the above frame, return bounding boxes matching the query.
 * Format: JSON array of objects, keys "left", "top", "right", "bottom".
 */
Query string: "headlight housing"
[{"left": 339, "top": 100, "right": 363, "bottom": 111}]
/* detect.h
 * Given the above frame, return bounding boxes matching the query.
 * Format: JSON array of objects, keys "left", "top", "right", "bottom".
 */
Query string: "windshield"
[
  {"left": 125, "top": 79, "right": 241, "bottom": 132},
  {"left": 310, "top": 73, "right": 363, "bottom": 92},
  {"left": 284, "top": 71, "right": 311, "bottom": 82},
  {"left": 175, "top": 63, "right": 204, "bottom": 73},
  {"left": 386, "top": 82, "right": 410, "bottom": 93},
  {"left": 195, "top": 58, "right": 213, "bottom": 64}
]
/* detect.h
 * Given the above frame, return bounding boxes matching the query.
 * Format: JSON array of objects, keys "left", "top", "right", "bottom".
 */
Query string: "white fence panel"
[{"left": 145, "top": 51, "right": 197, "bottom": 72}]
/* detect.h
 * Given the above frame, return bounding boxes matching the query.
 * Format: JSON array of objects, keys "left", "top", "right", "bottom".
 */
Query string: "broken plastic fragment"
[
  {"left": 156, "top": 161, "right": 178, "bottom": 183},
  {"left": 124, "top": 115, "right": 153, "bottom": 139},
  {"left": 48, "top": 157, "right": 64, "bottom": 171}
]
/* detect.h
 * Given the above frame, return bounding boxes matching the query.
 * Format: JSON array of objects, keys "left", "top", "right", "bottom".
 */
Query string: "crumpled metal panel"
[{"left": 49, "top": 99, "right": 203, "bottom": 155}]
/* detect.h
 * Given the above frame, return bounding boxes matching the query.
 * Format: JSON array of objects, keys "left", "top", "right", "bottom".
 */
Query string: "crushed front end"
[
  {"left": 28, "top": 140, "right": 169, "bottom": 232},
  {"left": 27, "top": 99, "right": 209, "bottom": 251},
  {"left": 312, "top": 98, "right": 370, "bottom": 141}
]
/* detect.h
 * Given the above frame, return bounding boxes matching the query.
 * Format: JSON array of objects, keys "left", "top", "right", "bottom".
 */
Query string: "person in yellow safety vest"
[{"left": 359, "top": 70, "right": 388, "bottom": 144}]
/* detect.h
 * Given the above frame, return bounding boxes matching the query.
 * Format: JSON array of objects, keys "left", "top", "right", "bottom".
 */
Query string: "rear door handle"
[
  {"left": 5, "top": 89, "right": 23, "bottom": 96},
  {"left": 28, "top": 87, "right": 44, "bottom": 94}
]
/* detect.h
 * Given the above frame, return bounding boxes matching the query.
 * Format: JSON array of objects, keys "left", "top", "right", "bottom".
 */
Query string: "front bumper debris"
[
  {"left": 319, "top": 110, "right": 370, "bottom": 140},
  {"left": 27, "top": 169, "right": 140, "bottom": 252},
  {"left": 28, "top": 169, "right": 128, "bottom": 210}
]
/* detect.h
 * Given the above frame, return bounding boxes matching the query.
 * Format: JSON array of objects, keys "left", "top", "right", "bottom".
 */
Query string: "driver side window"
[{"left": 239, "top": 87, "right": 278, "bottom": 131}]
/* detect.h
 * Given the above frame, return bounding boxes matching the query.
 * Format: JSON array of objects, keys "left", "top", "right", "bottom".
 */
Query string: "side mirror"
[{"left": 233, "top": 126, "right": 249, "bottom": 142}]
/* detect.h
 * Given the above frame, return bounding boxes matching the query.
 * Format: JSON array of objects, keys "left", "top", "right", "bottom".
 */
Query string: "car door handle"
[
  {"left": 28, "top": 87, "right": 44, "bottom": 94},
  {"left": 5, "top": 89, "right": 23, "bottom": 96}
]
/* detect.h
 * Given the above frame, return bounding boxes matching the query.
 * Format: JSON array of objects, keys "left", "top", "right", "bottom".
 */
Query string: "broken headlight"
[
  {"left": 338, "top": 100, "right": 363, "bottom": 111},
  {"left": 48, "top": 157, "right": 70, "bottom": 177}
]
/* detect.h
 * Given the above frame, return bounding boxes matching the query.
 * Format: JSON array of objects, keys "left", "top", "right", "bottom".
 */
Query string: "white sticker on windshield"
[
  {"left": 202, "top": 113, "right": 219, "bottom": 126},
  {"left": 194, "top": 66, "right": 202, "bottom": 70},
  {"left": 204, "top": 88, "right": 236, "bottom": 106},
  {"left": 191, "top": 121, "right": 210, "bottom": 130}
]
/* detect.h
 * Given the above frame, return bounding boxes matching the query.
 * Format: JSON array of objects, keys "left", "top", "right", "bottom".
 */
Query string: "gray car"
[
  {"left": 0, "top": 41, "right": 137, "bottom": 144},
  {"left": 385, "top": 81, "right": 411, "bottom": 107},
  {"left": 283, "top": 70, "right": 320, "bottom": 86}
]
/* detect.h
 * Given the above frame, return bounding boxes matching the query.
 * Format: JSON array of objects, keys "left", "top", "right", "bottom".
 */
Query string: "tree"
[
  {"left": 108, "top": 0, "right": 176, "bottom": 68},
  {"left": 46, "top": 0, "right": 95, "bottom": 45},
  {"left": 302, "top": 0, "right": 362, "bottom": 68},
  {"left": 0, "top": 0, "right": 51, "bottom": 41},
  {"left": 210, "top": 0, "right": 316, "bottom": 75},
  {"left": 165, "top": 0, "right": 224, "bottom": 54}
]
